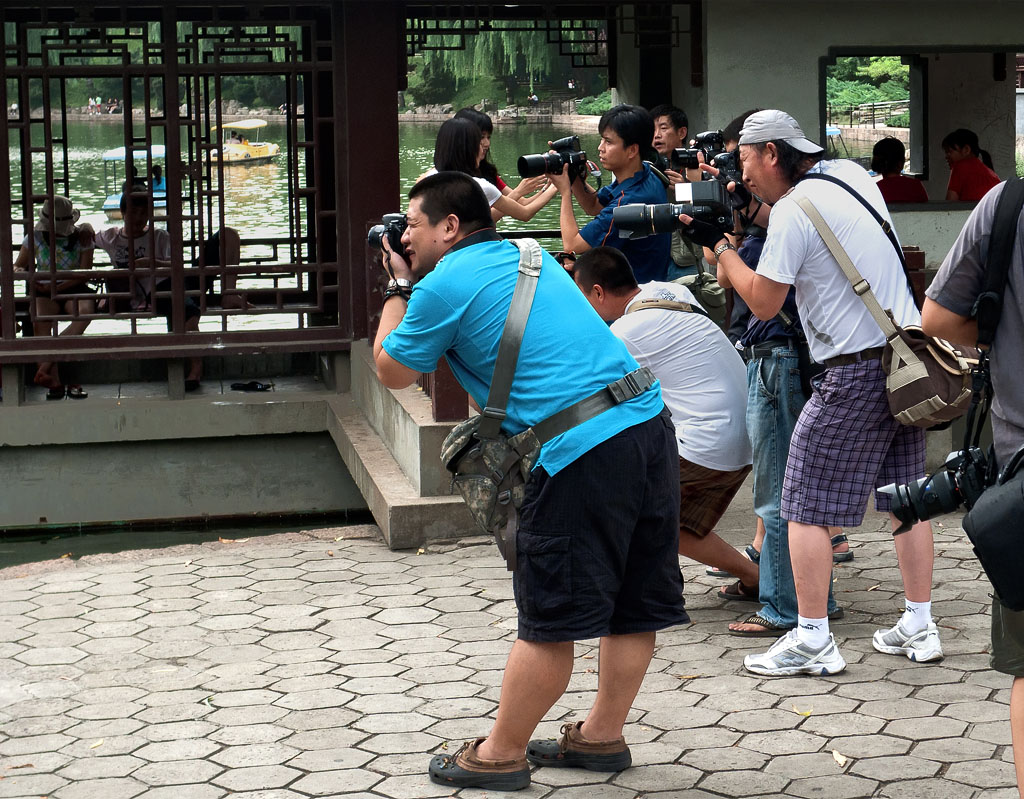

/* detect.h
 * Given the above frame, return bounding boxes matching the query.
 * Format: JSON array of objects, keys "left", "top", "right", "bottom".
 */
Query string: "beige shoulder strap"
[
  {"left": 793, "top": 195, "right": 897, "bottom": 339},
  {"left": 626, "top": 297, "right": 708, "bottom": 317}
]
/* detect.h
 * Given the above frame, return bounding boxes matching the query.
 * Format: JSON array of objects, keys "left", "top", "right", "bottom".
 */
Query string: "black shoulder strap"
[
  {"left": 801, "top": 172, "right": 914, "bottom": 296},
  {"left": 974, "top": 178, "right": 1024, "bottom": 348},
  {"left": 477, "top": 239, "right": 543, "bottom": 440}
]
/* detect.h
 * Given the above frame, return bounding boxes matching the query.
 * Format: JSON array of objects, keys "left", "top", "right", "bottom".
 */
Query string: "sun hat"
[
  {"left": 34, "top": 196, "right": 80, "bottom": 237},
  {"left": 738, "top": 110, "right": 824, "bottom": 154}
]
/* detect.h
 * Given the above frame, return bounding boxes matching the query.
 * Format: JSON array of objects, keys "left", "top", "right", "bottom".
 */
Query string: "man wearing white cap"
[{"left": 679, "top": 109, "right": 939, "bottom": 676}]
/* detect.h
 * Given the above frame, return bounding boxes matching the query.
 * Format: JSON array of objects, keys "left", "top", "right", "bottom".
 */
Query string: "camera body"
[
  {"left": 711, "top": 150, "right": 743, "bottom": 185},
  {"left": 367, "top": 213, "right": 408, "bottom": 259},
  {"left": 518, "top": 135, "right": 588, "bottom": 181},
  {"left": 612, "top": 180, "right": 734, "bottom": 240},
  {"left": 669, "top": 130, "right": 727, "bottom": 174},
  {"left": 880, "top": 447, "right": 992, "bottom": 533}
]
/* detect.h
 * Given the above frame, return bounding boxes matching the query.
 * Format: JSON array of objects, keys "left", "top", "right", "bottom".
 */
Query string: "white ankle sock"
[
  {"left": 901, "top": 600, "right": 932, "bottom": 634},
  {"left": 796, "top": 616, "right": 829, "bottom": 650}
]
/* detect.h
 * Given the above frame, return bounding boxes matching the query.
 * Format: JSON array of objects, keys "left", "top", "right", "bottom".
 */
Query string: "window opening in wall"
[{"left": 824, "top": 55, "right": 927, "bottom": 180}]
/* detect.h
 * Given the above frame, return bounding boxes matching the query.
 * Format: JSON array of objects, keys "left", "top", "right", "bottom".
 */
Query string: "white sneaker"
[
  {"left": 743, "top": 630, "right": 847, "bottom": 676},
  {"left": 872, "top": 621, "right": 943, "bottom": 662}
]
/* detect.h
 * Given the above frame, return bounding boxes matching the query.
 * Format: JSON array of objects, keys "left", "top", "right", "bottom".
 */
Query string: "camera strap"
[{"left": 800, "top": 172, "right": 916, "bottom": 300}]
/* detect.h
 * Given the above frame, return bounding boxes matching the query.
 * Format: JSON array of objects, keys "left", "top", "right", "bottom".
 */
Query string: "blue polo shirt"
[
  {"left": 381, "top": 232, "right": 663, "bottom": 475},
  {"left": 580, "top": 163, "right": 671, "bottom": 283}
]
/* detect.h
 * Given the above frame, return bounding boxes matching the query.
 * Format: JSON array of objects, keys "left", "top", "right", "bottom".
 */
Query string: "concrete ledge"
[
  {"left": 326, "top": 394, "right": 477, "bottom": 549},
  {"left": 350, "top": 340, "right": 464, "bottom": 497},
  {"left": 0, "top": 392, "right": 331, "bottom": 447}
]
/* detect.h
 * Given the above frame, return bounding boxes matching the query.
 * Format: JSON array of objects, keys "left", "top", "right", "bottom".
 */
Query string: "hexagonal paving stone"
[
  {"left": 211, "top": 743, "right": 300, "bottom": 768},
  {"left": 289, "top": 768, "right": 384, "bottom": 795},
  {"left": 135, "top": 738, "right": 221, "bottom": 762},
  {"left": 55, "top": 777, "right": 148, "bottom": 799},
  {"left": 211, "top": 764, "right": 302, "bottom": 791},
  {"left": 131, "top": 758, "right": 225, "bottom": 786},
  {"left": 56, "top": 754, "right": 146, "bottom": 780}
]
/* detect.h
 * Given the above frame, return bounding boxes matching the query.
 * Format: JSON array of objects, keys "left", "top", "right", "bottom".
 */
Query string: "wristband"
[{"left": 713, "top": 241, "right": 736, "bottom": 259}]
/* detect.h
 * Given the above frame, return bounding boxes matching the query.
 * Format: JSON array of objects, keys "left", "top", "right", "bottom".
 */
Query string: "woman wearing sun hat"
[{"left": 14, "top": 196, "right": 95, "bottom": 399}]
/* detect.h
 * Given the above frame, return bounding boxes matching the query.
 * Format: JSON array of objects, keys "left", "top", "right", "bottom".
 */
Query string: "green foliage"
[
  {"left": 860, "top": 56, "right": 909, "bottom": 88},
  {"left": 404, "top": 54, "right": 457, "bottom": 107},
  {"left": 1017, "top": 152, "right": 1024, "bottom": 178},
  {"left": 575, "top": 90, "right": 612, "bottom": 116},
  {"left": 886, "top": 112, "right": 910, "bottom": 128},
  {"left": 450, "top": 77, "right": 505, "bottom": 114},
  {"left": 826, "top": 56, "right": 909, "bottom": 110}
]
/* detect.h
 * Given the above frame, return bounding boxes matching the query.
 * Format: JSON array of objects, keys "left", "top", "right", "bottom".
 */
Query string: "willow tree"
[{"left": 416, "top": 20, "right": 607, "bottom": 100}]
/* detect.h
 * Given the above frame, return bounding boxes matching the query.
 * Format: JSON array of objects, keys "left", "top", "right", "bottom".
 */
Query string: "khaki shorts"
[
  {"left": 991, "top": 597, "right": 1024, "bottom": 676},
  {"left": 679, "top": 458, "right": 751, "bottom": 538}
]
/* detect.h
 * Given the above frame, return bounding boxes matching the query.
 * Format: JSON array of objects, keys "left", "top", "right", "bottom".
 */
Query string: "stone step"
[{"left": 326, "top": 393, "right": 477, "bottom": 550}]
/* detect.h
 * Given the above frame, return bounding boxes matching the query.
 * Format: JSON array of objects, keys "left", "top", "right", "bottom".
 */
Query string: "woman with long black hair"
[{"left": 431, "top": 118, "right": 556, "bottom": 223}]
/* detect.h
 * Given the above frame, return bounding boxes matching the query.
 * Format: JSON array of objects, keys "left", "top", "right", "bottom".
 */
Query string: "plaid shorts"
[
  {"left": 781, "top": 359, "right": 926, "bottom": 528},
  {"left": 679, "top": 458, "right": 751, "bottom": 538}
]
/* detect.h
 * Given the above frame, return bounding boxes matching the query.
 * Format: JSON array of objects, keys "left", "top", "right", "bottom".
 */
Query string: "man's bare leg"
[
  {"left": 789, "top": 521, "right": 833, "bottom": 619},
  {"left": 891, "top": 515, "right": 933, "bottom": 603},
  {"left": 1011, "top": 677, "right": 1024, "bottom": 798},
  {"left": 679, "top": 530, "right": 758, "bottom": 589},
  {"left": 474, "top": 639, "right": 574, "bottom": 761},
  {"left": 581, "top": 631, "right": 656, "bottom": 742}
]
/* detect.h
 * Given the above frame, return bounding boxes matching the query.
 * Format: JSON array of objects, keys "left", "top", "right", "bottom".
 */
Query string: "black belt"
[
  {"left": 738, "top": 338, "right": 797, "bottom": 362},
  {"left": 823, "top": 347, "right": 884, "bottom": 368}
]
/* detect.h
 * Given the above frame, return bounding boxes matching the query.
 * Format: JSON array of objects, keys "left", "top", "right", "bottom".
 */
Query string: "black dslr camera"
[
  {"left": 612, "top": 180, "right": 734, "bottom": 240},
  {"left": 879, "top": 447, "right": 993, "bottom": 534},
  {"left": 367, "top": 213, "right": 408, "bottom": 259},
  {"left": 518, "top": 135, "right": 588, "bottom": 181},
  {"left": 670, "top": 130, "right": 727, "bottom": 172},
  {"left": 711, "top": 150, "right": 743, "bottom": 185}
]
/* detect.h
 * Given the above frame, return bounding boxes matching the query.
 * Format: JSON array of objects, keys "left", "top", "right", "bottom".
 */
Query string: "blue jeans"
[{"left": 747, "top": 346, "right": 837, "bottom": 628}]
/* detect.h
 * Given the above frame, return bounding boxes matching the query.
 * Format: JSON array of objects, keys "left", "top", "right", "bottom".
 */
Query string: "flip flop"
[
  {"left": 230, "top": 381, "right": 272, "bottom": 392},
  {"left": 705, "top": 566, "right": 733, "bottom": 578},
  {"left": 65, "top": 385, "right": 88, "bottom": 400},
  {"left": 729, "top": 613, "right": 791, "bottom": 637},
  {"left": 718, "top": 579, "right": 759, "bottom": 602},
  {"left": 46, "top": 385, "right": 66, "bottom": 401},
  {"left": 745, "top": 545, "right": 761, "bottom": 564},
  {"left": 831, "top": 534, "right": 854, "bottom": 563}
]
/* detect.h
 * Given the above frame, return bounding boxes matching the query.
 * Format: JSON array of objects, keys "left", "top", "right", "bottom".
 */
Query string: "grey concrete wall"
[{"left": 0, "top": 433, "right": 364, "bottom": 530}]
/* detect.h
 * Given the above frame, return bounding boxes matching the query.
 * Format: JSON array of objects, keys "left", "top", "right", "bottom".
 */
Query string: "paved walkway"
[{"left": 0, "top": 504, "right": 1016, "bottom": 799}]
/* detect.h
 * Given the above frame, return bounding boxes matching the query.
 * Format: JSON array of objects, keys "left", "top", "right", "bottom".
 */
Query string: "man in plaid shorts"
[{"left": 681, "top": 110, "right": 940, "bottom": 676}]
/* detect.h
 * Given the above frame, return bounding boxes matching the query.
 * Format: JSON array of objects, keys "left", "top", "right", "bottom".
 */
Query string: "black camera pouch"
[{"left": 963, "top": 449, "right": 1024, "bottom": 611}]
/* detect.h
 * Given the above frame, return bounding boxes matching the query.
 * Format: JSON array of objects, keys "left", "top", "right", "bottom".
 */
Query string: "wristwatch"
[{"left": 713, "top": 240, "right": 736, "bottom": 259}]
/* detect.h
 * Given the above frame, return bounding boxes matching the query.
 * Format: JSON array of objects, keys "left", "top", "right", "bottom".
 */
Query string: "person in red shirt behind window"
[
  {"left": 873, "top": 137, "right": 928, "bottom": 204},
  {"left": 942, "top": 128, "right": 999, "bottom": 202}
]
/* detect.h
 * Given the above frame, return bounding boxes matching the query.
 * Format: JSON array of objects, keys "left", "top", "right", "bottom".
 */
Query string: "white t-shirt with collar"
[
  {"left": 423, "top": 168, "right": 502, "bottom": 206},
  {"left": 610, "top": 281, "right": 752, "bottom": 472},
  {"left": 756, "top": 159, "right": 921, "bottom": 364}
]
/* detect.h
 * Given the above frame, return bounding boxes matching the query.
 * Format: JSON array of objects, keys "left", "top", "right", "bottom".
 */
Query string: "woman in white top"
[{"left": 431, "top": 118, "right": 556, "bottom": 224}]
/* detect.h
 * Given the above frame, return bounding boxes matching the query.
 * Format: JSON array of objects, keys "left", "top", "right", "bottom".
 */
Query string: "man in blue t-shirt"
[
  {"left": 549, "top": 104, "right": 671, "bottom": 283},
  {"left": 374, "top": 172, "right": 688, "bottom": 792}
]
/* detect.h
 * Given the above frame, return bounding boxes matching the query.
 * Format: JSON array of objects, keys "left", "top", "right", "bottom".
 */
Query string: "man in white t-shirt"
[
  {"left": 95, "top": 192, "right": 204, "bottom": 390},
  {"left": 572, "top": 247, "right": 757, "bottom": 597},
  {"left": 681, "top": 110, "right": 939, "bottom": 676}
]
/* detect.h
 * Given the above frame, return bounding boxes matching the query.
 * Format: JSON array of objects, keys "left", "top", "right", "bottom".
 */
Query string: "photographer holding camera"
[
  {"left": 373, "top": 171, "right": 688, "bottom": 792},
  {"left": 684, "top": 110, "right": 940, "bottom": 676},
  {"left": 921, "top": 179, "right": 1024, "bottom": 795},
  {"left": 549, "top": 104, "right": 671, "bottom": 283}
]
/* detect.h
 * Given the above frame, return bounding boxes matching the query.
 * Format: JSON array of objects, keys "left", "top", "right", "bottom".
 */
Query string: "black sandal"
[
  {"left": 718, "top": 579, "right": 759, "bottom": 602},
  {"left": 729, "top": 613, "right": 791, "bottom": 638},
  {"left": 832, "top": 534, "right": 854, "bottom": 563}
]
